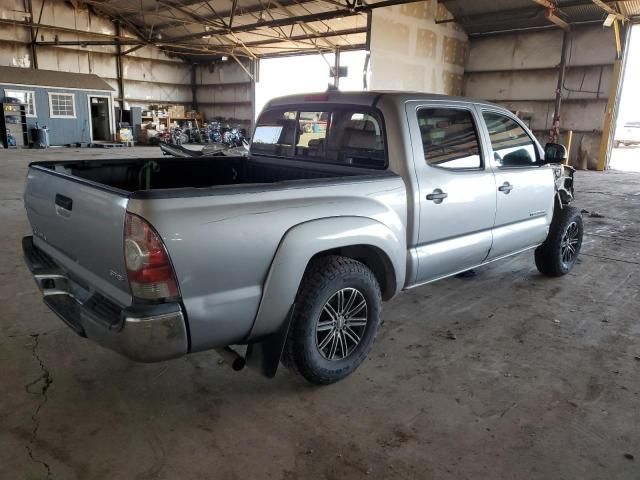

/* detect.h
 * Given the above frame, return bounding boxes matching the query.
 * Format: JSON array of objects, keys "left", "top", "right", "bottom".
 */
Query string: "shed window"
[
  {"left": 4, "top": 90, "right": 36, "bottom": 116},
  {"left": 48, "top": 92, "right": 76, "bottom": 118}
]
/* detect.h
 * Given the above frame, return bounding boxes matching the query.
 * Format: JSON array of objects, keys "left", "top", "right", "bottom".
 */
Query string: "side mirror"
[{"left": 544, "top": 142, "right": 567, "bottom": 164}]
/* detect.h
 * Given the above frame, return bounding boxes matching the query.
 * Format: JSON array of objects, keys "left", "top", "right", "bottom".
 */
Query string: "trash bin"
[{"left": 31, "top": 125, "right": 49, "bottom": 149}]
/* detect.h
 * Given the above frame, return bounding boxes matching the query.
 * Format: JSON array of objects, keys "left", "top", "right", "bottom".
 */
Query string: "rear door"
[
  {"left": 406, "top": 102, "right": 497, "bottom": 283},
  {"left": 24, "top": 166, "right": 131, "bottom": 305},
  {"left": 478, "top": 110, "right": 555, "bottom": 260}
]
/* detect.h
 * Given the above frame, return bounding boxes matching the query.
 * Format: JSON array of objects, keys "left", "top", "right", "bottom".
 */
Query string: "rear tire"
[
  {"left": 282, "top": 255, "right": 382, "bottom": 385},
  {"left": 535, "top": 206, "right": 583, "bottom": 277}
]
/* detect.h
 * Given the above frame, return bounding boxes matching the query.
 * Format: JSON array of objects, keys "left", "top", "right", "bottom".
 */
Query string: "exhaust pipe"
[{"left": 214, "top": 346, "right": 246, "bottom": 371}]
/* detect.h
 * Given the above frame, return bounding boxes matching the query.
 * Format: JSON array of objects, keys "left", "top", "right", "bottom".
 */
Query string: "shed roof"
[{"left": 0, "top": 66, "right": 114, "bottom": 91}]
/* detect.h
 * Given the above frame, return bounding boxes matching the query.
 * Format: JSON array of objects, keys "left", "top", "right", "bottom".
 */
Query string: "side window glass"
[
  {"left": 253, "top": 108, "right": 387, "bottom": 169},
  {"left": 483, "top": 112, "right": 538, "bottom": 167},
  {"left": 417, "top": 108, "right": 482, "bottom": 170},
  {"left": 251, "top": 109, "right": 297, "bottom": 157},
  {"left": 295, "top": 111, "right": 330, "bottom": 160},
  {"left": 326, "top": 111, "right": 386, "bottom": 168}
]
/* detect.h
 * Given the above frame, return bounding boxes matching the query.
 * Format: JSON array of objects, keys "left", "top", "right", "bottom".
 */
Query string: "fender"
[{"left": 248, "top": 216, "right": 406, "bottom": 342}]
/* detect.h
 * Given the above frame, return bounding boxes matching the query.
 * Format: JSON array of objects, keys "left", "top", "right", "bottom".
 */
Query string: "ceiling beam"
[
  {"left": 546, "top": 9, "right": 571, "bottom": 30},
  {"left": 150, "top": 0, "right": 318, "bottom": 32},
  {"left": 590, "top": 0, "right": 628, "bottom": 21},
  {"left": 166, "top": 0, "right": 408, "bottom": 44},
  {"left": 196, "top": 26, "right": 367, "bottom": 49},
  {"left": 35, "top": 39, "right": 144, "bottom": 46},
  {"left": 138, "top": 0, "right": 223, "bottom": 13},
  {"left": 436, "top": 5, "right": 546, "bottom": 26},
  {"left": 441, "top": 0, "right": 622, "bottom": 28},
  {"left": 257, "top": 42, "right": 366, "bottom": 59}
]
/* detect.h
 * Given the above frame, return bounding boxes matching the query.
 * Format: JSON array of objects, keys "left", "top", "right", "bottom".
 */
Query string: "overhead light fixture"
[
  {"left": 221, "top": 55, "right": 229, "bottom": 61},
  {"left": 603, "top": 13, "right": 616, "bottom": 27}
]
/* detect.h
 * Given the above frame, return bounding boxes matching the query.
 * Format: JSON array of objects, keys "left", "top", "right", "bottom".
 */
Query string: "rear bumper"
[{"left": 22, "top": 236, "right": 188, "bottom": 362}]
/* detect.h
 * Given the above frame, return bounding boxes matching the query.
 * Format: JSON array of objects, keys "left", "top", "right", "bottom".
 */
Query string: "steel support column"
[
  {"left": 333, "top": 48, "right": 341, "bottom": 89},
  {"left": 550, "top": 30, "right": 570, "bottom": 143},
  {"left": 191, "top": 63, "right": 198, "bottom": 111},
  {"left": 597, "top": 19, "right": 626, "bottom": 171},
  {"left": 25, "top": 0, "right": 38, "bottom": 69},
  {"left": 114, "top": 21, "right": 125, "bottom": 109}
]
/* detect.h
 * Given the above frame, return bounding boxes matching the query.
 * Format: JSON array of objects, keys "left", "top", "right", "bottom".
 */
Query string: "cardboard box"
[{"left": 168, "top": 105, "right": 185, "bottom": 118}]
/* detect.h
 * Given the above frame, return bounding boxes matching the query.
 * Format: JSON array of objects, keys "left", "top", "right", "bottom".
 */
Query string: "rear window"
[{"left": 251, "top": 107, "right": 387, "bottom": 169}]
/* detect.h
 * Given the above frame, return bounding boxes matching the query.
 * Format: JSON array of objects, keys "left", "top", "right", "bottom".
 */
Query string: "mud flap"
[{"left": 245, "top": 305, "right": 295, "bottom": 378}]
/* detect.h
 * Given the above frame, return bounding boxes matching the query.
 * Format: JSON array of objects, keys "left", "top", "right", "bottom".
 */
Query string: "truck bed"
[
  {"left": 31, "top": 155, "right": 379, "bottom": 194},
  {"left": 24, "top": 154, "right": 402, "bottom": 346}
]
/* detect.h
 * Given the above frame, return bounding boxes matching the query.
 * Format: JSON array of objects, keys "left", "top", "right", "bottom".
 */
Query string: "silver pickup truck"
[{"left": 23, "top": 91, "right": 581, "bottom": 385}]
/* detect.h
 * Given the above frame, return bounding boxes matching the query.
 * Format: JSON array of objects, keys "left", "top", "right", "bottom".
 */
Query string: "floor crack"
[{"left": 25, "top": 333, "right": 53, "bottom": 480}]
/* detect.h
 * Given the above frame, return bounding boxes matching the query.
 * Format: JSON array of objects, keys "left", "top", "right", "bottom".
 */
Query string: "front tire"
[
  {"left": 535, "top": 206, "right": 583, "bottom": 276},
  {"left": 283, "top": 255, "right": 382, "bottom": 385}
]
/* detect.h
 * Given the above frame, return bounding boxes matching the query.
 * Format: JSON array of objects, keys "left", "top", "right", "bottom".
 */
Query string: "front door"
[
  {"left": 90, "top": 97, "right": 110, "bottom": 141},
  {"left": 479, "top": 110, "right": 555, "bottom": 260},
  {"left": 406, "top": 103, "right": 497, "bottom": 284}
]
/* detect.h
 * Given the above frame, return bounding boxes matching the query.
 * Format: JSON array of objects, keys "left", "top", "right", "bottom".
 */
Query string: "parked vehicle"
[
  {"left": 22, "top": 91, "right": 580, "bottom": 385},
  {"left": 222, "top": 126, "right": 246, "bottom": 147},
  {"left": 614, "top": 121, "right": 640, "bottom": 147},
  {"left": 158, "top": 125, "right": 188, "bottom": 145}
]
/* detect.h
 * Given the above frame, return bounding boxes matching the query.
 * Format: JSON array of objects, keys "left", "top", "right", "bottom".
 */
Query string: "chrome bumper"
[{"left": 22, "top": 236, "right": 188, "bottom": 362}]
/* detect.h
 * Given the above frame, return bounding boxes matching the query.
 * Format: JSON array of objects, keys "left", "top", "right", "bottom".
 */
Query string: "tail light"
[{"left": 124, "top": 212, "right": 179, "bottom": 300}]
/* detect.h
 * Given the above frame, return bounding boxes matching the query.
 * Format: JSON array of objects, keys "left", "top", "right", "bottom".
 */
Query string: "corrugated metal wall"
[
  {"left": 463, "top": 26, "right": 618, "bottom": 169},
  {"left": 0, "top": 0, "right": 255, "bottom": 134},
  {"left": 0, "top": 0, "right": 205, "bottom": 114},
  {"left": 195, "top": 60, "right": 253, "bottom": 132}
]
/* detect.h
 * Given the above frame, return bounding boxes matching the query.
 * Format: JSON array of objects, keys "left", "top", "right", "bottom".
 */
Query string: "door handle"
[
  {"left": 55, "top": 194, "right": 73, "bottom": 211},
  {"left": 498, "top": 182, "right": 514, "bottom": 194},
  {"left": 426, "top": 189, "right": 448, "bottom": 204}
]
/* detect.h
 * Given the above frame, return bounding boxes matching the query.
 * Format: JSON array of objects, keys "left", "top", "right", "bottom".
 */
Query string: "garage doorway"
[
  {"left": 255, "top": 50, "right": 368, "bottom": 119},
  {"left": 89, "top": 96, "right": 112, "bottom": 142},
  {"left": 611, "top": 24, "right": 640, "bottom": 172}
]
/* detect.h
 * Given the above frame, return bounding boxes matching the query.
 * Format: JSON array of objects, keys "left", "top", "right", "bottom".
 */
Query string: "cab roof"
[{"left": 265, "top": 90, "right": 501, "bottom": 110}]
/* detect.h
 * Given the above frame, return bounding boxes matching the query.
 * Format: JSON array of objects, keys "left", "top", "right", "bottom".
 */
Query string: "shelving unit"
[
  {"left": 0, "top": 103, "right": 29, "bottom": 149},
  {"left": 141, "top": 114, "right": 169, "bottom": 130},
  {"left": 141, "top": 112, "right": 205, "bottom": 128}
]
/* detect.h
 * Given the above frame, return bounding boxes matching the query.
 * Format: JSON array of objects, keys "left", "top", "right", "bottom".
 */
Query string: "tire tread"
[
  {"left": 282, "top": 255, "right": 381, "bottom": 385},
  {"left": 535, "top": 205, "right": 583, "bottom": 277}
]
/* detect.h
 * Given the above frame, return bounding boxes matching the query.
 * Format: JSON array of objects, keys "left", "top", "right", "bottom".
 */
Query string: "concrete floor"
[{"left": 2, "top": 146, "right": 640, "bottom": 480}]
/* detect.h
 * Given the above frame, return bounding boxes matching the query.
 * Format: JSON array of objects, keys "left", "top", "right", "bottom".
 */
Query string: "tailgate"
[{"left": 24, "top": 166, "right": 132, "bottom": 306}]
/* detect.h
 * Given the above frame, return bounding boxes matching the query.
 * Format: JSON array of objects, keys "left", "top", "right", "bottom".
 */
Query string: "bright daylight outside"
[
  {"left": 255, "top": 50, "right": 368, "bottom": 118},
  {"left": 611, "top": 25, "right": 640, "bottom": 172}
]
